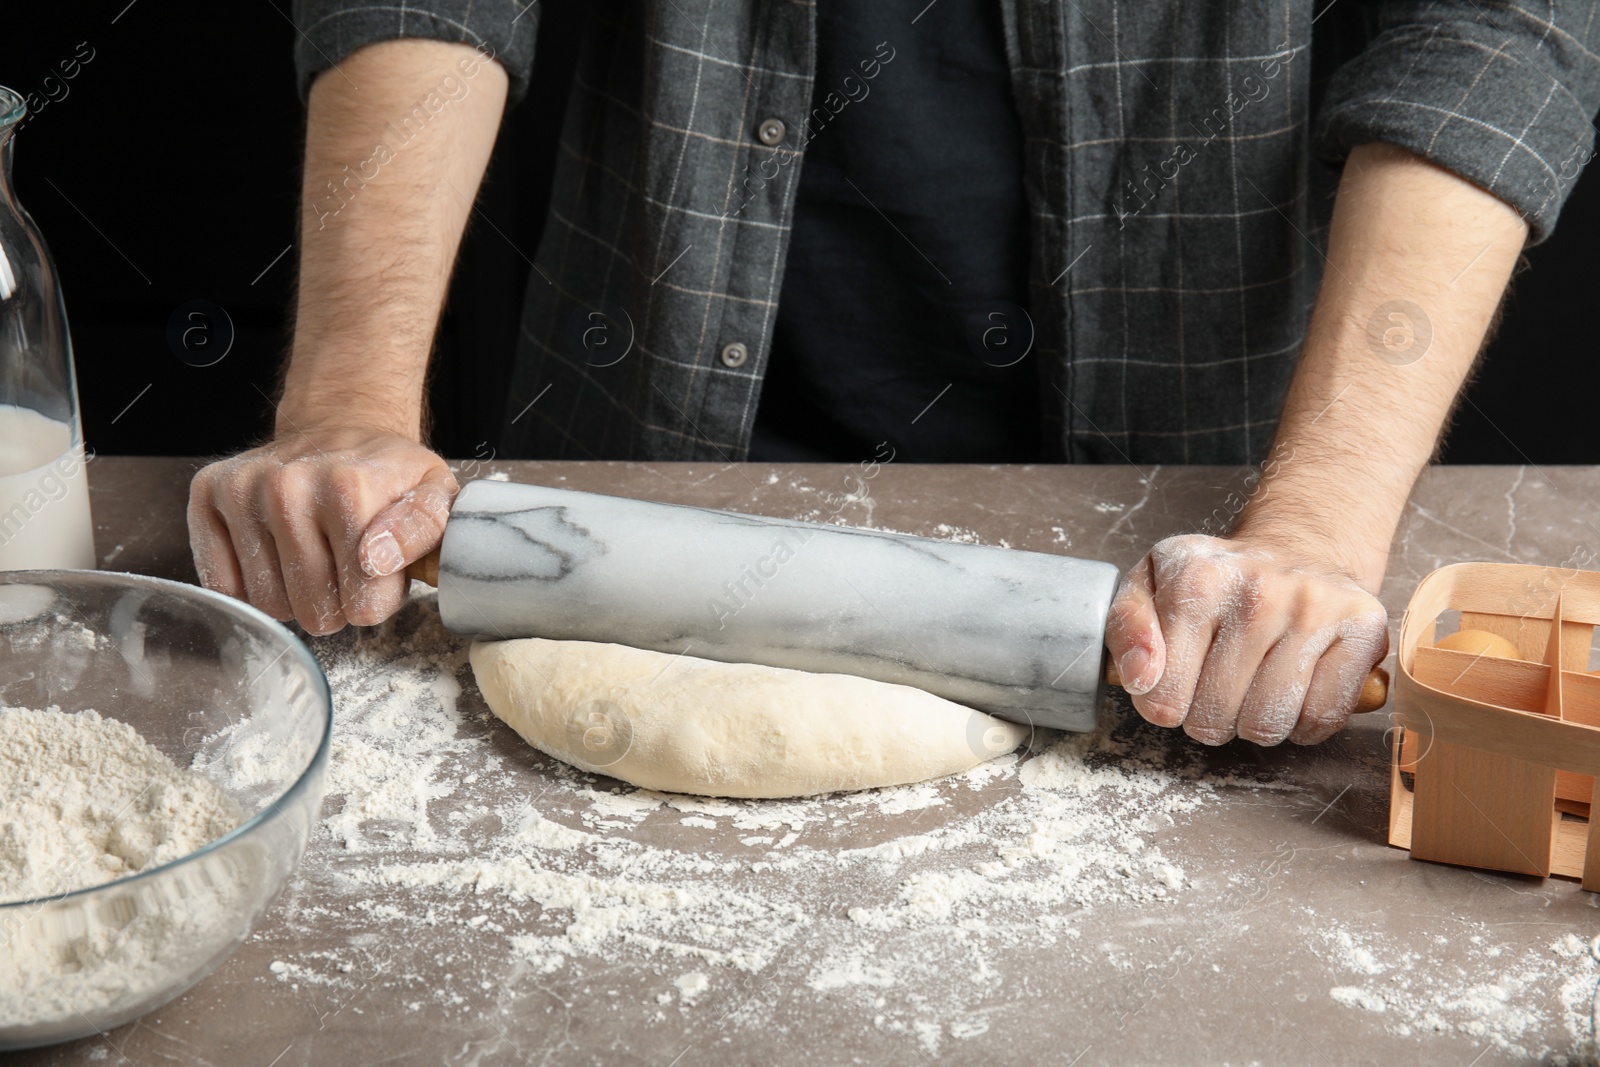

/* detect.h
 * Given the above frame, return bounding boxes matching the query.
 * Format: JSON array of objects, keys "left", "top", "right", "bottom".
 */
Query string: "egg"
[{"left": 1434, "top": 628, "right": 1522, "bottom": 659}]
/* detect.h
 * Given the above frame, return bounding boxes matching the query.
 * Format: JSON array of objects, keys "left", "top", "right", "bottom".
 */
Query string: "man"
[{"left": 189, "top": 1, "right": 1600, "bottom": 747}]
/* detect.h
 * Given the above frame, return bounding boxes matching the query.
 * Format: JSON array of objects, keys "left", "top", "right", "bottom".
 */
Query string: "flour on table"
[
  {"left": 222, "top": 592, "right": 1218, "bottom": 1039},
  {"left": 673, "top": 970, "right": 709, "bottom": 1004},
  {"left": 1316, "top": 919, "right": 1600, "bottom": 1061},
  {"left": 234, "top": 590, "right": 1600, "bottom": 1061}
]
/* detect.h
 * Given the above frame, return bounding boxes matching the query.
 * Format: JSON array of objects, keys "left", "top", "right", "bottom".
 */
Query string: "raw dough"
[{"left": 469, "top": 638, "right": 1030, "bottom": 798}]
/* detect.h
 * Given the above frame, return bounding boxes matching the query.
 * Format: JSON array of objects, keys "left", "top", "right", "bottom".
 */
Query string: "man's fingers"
[
  {"left": 226, "top": 514, "right": 293, "bottom": 623},
  {"left": 1131, "top": 565, "right": 1222, "bottom": 730},
  {"left": 1184, "top": 586, "right": 1287, "bottom": 746},
  {"left": 324, "top": 494, "right": 408, "bottom": 629},
  {"left": 185, "top": 433, "right": 458, "bottom": 633},
  {"left": 262, "top": 473, "right": 346, "bottom": 636},
  {"left": 203, "top": 474, "right": 293, "bottom": 621},
  {"left": 1290, "top": 645, "right": 1367, "bottom": 746},
  {"left": 1290, "top": 614, "right": 1390, "bottom": 745},
  {"left": 187, "top": 484, "right": 246, "bottom": 600},
  {"left": 357, "top": 465, "right": 458, "bottom": 578},
  {"left": 1101, "top": 532, "right": 1390, "bottom": 749},
  {"left": 270, "top": 523, "right": 346, "bottom": 635},
  {"left": 1233, "top": 630, "right": 1332, "bottom": 746},
  {"left": 1105, "top": 555, "right": 1166, "bottom": 698}
]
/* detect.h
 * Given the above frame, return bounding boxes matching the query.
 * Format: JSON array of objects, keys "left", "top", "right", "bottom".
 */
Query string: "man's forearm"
[
  {"left": 1234, "top": 142, "right": 1529, "bottom": 588},
  {"left": 280, "top": 38, "right": 508, "bottom": 440}
]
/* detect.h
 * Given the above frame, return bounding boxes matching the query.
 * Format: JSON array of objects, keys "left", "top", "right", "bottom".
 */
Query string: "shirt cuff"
[
  {"left": 291, "top": 0, "right": 538, "bottom": 104},
  {"left": 1315, "top": 13, "right": 1600, "bottom": 244}
]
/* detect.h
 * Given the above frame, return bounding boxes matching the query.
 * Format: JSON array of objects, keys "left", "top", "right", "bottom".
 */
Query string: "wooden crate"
[{"left": 1388, "top": 562, "right": 1600, "bottom": 888}]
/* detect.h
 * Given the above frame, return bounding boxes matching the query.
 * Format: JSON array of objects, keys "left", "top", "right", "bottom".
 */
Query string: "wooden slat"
[
  {"left": 1555, "top": 811, "right": 1588, "bottom": 880},
  {"left": 1462, "top": 611, "right": 1549, "bottom": 663},
  {"left": 1549, "top": 601, "right": 1592, "bottom": 807},
  {"left": 1564, "top": 670, "right": 1600, "bottom": 726},
  {"left": 1563, "top": 620, "right": 1594, "bottom": 673},
  {"left": 1548, "top": 672, "right": 1600, "bottom": 809},
  {"left": 1389, "top": 730, "right": 1414, "bottom": 850},
  {"left": 1454, "top": 607, "right": 1588, "bottom": 670},
  {"left": 1394, "top": 686, "right": 1600, "bottom": 780},
  {"left": 1554, "top": 790, "right": 1591, "bottom": 816},
  {"left": 1585, "top": 779, "right": 1600, "bottom": 891},
  {"left": 1411, "top": 737, "right": 1556, "bottom": 877},
  {"left": 1543, "top": 595, "right": 1566, "bottom": 720},
  {"left": 1402, "top": 804, "right": 1585, "bottom": 881},
  {"left": 1555, "top": 772, "right": 1593, "bottom": 807},
  {"left": 1543, "top": 633, "right": 1595, "bottom": 802},
  {"left": 1423, "top": 563, "right": 1600, "bottom": 626},
  {"left": 1411, "top": 645, "right": 1550, "bottom": 714},
  {"left": 1411, "top": 595, "right": 1558, "bottom": 879},
  {"left": 1398, "top": 729, "right": 1419, "bottom": 773}
]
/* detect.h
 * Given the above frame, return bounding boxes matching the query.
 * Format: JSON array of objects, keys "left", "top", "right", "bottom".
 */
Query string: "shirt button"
[
  {"left": 720, "top": 342, "right": 749, "bottom": 368},
  {"left": 757, "top": 118, "right": 786, "bottom": 146}
]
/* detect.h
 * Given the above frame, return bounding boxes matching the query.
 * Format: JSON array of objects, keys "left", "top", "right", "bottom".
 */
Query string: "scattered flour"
[
  {"left": 1332, "top": 985, "right": 1388, "bottom": 1013},
  {"left": 807, "top": 953, "right": 897, "bottom": 992},
  {"left": 231, "top": 590, "right": 1600, "bottom": 1060},
  {"left": 773, "top": 480, "right": 1003, "bottom": 550},
  {"left": 228, "top": 591, "right": 1237, "bottom": 1053},
  {"left": 1316, "top": 919, "right": 1600, "bottom": 1061},
  {"left": 674, "top": 970, "right": 709, "bottom": 1004},
  {"left": 850, "top": 521, "right": 1009, "bottom": 549}
]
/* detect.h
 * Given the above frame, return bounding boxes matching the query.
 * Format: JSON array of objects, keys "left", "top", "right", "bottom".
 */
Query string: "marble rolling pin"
[{"left": 410, "top": 481, "right": 1388, "bottom": 732}]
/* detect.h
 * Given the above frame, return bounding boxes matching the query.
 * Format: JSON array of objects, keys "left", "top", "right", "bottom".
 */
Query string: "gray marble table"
[{"left": 14, "top": 457, "right": 1600, "bottom": 1067}]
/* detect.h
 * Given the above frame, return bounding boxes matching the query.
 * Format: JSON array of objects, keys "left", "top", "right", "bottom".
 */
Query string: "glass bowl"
[{"left": 0, "top": 571, "right": 331, "bottom": 1049}]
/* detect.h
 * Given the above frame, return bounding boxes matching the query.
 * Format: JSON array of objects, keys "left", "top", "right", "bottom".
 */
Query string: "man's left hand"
[{"left": 1104, "top": 533, "right": 1389, "bottom": 746}]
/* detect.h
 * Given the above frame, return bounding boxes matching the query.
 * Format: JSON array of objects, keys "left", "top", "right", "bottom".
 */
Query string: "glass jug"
[{"left": 0, "top": 85, "right": 95, "bottom": 570}]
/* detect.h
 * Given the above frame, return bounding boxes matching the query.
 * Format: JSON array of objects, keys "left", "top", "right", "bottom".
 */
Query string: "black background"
[{"left": 1, "top": 0, "right": 1595, "bottom": 463}]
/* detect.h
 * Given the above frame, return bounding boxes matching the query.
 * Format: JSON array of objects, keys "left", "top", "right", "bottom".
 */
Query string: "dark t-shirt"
[{"left": 748, "top": 0, "right": 1040, "bottom": 463}]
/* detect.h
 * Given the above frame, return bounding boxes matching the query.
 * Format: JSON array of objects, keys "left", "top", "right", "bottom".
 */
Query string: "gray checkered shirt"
[{"left": 294, "top": 1, "right": 1600, "bottom": 464}]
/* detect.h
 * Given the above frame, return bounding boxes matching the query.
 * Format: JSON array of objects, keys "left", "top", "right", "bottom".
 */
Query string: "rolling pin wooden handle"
[
  {"left": 1104, "top": 658, "right": 1391, "bottom": 715},
  {"left": 406, "top": 549, "right": 441, "bottom": 587}
]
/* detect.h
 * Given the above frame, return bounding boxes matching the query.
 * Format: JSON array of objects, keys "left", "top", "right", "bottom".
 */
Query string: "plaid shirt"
[{"left": 294, "top": 1, "right": 1600, "bottom": 465}]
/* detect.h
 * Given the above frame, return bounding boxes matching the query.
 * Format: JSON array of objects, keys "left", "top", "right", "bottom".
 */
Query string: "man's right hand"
[
  {"left": 187, "top": 428, "right": 457, "bottom": 634},
  {"left": 185, "top": 39, "right": 508, "bottom": 632}
]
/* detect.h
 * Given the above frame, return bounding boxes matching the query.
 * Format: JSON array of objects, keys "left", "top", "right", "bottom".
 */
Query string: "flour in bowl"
[
  {"left": 0, "top": 706, "right": 258, "bottom": 1034},
  {"left": 0, "top": 706, "right": 245, "bottom": 903}
]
